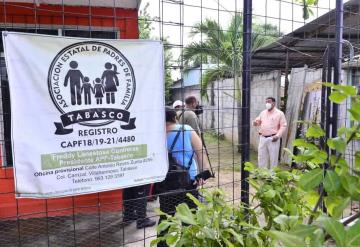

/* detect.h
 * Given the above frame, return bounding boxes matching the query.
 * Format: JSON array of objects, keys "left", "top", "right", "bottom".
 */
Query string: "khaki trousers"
[{"left": 258, "top": 136, "right": 280, "bottom": 169}]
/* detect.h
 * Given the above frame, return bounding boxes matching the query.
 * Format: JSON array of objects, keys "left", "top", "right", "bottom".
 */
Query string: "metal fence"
[{"left": 0, "top": 0, "right": 358, "bottom": 246}]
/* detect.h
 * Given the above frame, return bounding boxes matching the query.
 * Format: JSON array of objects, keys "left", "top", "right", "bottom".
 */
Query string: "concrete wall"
[
  {"left": 171, "top": 70, "right": 281, "bottom": 150},
  {"left": 172, "top": 66, "right": 357, "bottom": 165},
  {"left": 280, "top": 66, "right": 355, "bottom": 163},
  {"left": 249, "top": 71, "right": 281, "bottom": 149}
]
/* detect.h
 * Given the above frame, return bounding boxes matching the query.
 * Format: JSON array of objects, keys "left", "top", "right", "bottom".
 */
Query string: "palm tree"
[
  {"left": 183, "top": 14, "right": 280, "bottom": 98},
  {"left": 183, "top": 14, "right": 281, "bottom": 151}
]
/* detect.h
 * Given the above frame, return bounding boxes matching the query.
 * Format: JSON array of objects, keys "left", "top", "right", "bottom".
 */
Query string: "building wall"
[
  {"left": 171, "top": 70, "right": 281, "bottom": 150},
  {"left": 0, "top": 3, "right": 139, "bottom": 39},
  {"left": 172, "top": 66, "right": 358, "bottom": 166}
]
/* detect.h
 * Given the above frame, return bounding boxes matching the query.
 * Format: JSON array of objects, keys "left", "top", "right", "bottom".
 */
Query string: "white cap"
[{"left": 172, "top": 100, "right": 184, "bottom": 109}]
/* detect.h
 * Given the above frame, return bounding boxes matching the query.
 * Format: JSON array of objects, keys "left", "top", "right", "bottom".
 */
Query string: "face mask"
[{"left": 265, "top": 103, "right": 272, "bottom": 110}]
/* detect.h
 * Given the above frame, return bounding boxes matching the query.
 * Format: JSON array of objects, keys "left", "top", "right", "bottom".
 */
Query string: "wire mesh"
[{"left": 0, "top": 0, "right": 358, "bottom": 246}]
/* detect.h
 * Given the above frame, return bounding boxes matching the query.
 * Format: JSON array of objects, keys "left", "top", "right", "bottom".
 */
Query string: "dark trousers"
[
  {"left": 157, "top": 185, "right": 198, "bottom": 247},
  {"left": 122, "top": 185, "right": 150, "bottom": 221}
]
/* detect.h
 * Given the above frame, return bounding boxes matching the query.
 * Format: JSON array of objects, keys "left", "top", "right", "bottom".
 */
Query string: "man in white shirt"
[{"left": 253, "top": 97, "right": 287, "bottom": 168}]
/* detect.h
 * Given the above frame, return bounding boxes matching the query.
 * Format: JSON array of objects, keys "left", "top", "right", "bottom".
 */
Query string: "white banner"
[{"left": 3, "top": 32, "right": 167, "bottom": 198}]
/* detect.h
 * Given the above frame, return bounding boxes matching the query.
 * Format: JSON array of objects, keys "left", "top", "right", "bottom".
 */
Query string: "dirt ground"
[
  {"left": 0, "top": 132, "right": 250, "bottom": 247},
  {"left": 202, "top": 132, "right": 257, "bottom": 202},
  {"left": 4, "top": 133, "right": 358, "bottom": 246}
]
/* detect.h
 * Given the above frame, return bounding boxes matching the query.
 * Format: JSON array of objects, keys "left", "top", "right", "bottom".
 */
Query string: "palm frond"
[
  {"left": 183, "top": 42, "right": 220, "bottom": 66},
  {"left": 200, "top": 65, "right": 233, "bottom": 99},
  {"left": 182, "top": 14, "right": 281, "bottom": 101},
  {"left": 190, "top": 19, "right": 225, "bottom": 40}
]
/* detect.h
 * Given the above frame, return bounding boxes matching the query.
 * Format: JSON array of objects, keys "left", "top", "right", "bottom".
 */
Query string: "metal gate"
[{"left": 0, "top": 0, "right": 359, "bottom": 246}]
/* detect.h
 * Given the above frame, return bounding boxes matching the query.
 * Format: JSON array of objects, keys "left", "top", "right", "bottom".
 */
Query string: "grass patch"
[{"left": 202, "top": 131, "right": 257, "bottom": 172}]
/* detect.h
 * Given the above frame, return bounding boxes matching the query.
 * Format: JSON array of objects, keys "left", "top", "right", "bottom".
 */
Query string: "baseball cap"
[{"left": 172, "top": 100, "right": 184, "bottom": 108}]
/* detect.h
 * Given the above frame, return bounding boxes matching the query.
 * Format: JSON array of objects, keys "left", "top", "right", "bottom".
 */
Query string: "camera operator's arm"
[{"left": 191, "top": 131, "right": 210, "bottom": 173}]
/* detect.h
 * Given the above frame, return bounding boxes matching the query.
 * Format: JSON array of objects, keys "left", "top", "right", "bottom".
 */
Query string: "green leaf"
[
  {"left": 196, "top": 209, "right": 207, "bottom": 225},
  {"left": 175, "top": 237, "right": 192, "bottom": 247},
  {"left": 166, "top": 234, "right": 179, "bottom": 245},
  {"left": 289, "top": 224, "right": 318, "bottom": 238},
  {"left": 150, "top": 238, "right": 163, "bottom": 247},
  {"left": 329, "top": 91, "right": 347, "bottom": 104},
  {"left": 289, "top": 225, "right": 318, "bottom": 238},
  {"left": 293, "top": 154, "right": 312, "bottom": 163},
  {"left": 222, "top": 237, "right": 235, "bottom": 247},
  {"left": 349, "top": 109, "right": 360, "bottom": 122},
  {"left": 303, "top": 191, "right": 320, "bottom": 208},
  {"left": 347, "top": 219, "right": 360, "bottom": 246},
  {"left": 244, "top": 161, "right": 255, "bottom": 172},
  {"left": 349, "top": 101, "right": 360, "bottom": 121},
  {"left": 303, "top": 6, "right": 310, "bottom": 20},
  {"left": 310, "top": 228, "right": 325, "bottom": 247},
  {"left": 202, "top": 227, "right": 216, "bottom": 240},
  {"left": 263, "top": 189, "right": 276, "bottom": 199},
  {"left": 293, "top": 139, "right": 317, "bottom": 149},
  {"left": 186, "top": 192, "right": 202, "bottom": 208},
  {"left": 355, "top": 151, "right": 360, "bottom": 168},
  {"left": 340, "top": 174, "right": 358, "bottom": 196},
  {"left": 308, "top": 0, "right": 319, "bottom": 5},
  {"left": 157, "top": 221, "right": 172, "bottom": 233},
  {"left": 323, "top": 170, "right": 341, "bottom": 193},
  {"left": 310, "top": 150, "right": 328, "bottom": 165},
  {"left": 283, "top": 148, "right": 294, "bottom": 157},
  {"left": 332, "top": 197, "right": 351, "bottom": 219},
  {"left": 154, "top": 208, "right": 171, "bottom": 217},
  {"left": 327, "top": 137, "right": 347, "bottom": 153},
  {"left": 298, "top": 168, "right": 323, "bottom": 191},
  {"left": 267, "top": 230, "right": 304, "bottom": 247},
  {"left": 333, "top": 84, "right": 357, "bottom": 96},
  {"left": 331, "top": 156, "right": 348, "bottom": 172},
  {"left": 225, "top": 228, "right": 244, "bottom": 245},
  {"left": 306, "top": 124, "right": 325, "bottom": 138},
  {"left": 323, "top": 82, "right": 334, "bottom": 87},
  {"left": 274, "top": 215, "right": 299, "bottom": 230},
  {"left": 175, "top": 203, "right": 197, "bottom": 225},
  {"left": 324, "top": 196, "right": 350, "bottom": 219},
  {"left": 316, "top": 215, "right": 346, "bottom": 247}
]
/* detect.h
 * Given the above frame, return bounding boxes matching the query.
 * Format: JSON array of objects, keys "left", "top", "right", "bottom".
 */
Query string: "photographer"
[
  {"left": 157, "top": 107, "right": 211, "bottom": 247},
  {"left": 177, "top": 96, "right": 202, "bottom": 136}
]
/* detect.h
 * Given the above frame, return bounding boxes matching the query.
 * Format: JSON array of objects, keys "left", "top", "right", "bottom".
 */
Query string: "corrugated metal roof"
[{"left": 252, "top": 0, "right": 359, "bottom": 74}]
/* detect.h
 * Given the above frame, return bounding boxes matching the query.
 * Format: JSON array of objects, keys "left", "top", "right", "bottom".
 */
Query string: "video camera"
[{"left": 194, "top": 104, "right": 203, "bottom": 115}]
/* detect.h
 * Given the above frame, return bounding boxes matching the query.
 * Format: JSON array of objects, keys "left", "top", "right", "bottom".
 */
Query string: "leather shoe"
[
  {"left": 136, "top": 218, "right": 156, "bottom": 229},
  {"left": 121, "top": 220, "right": 134, "bottom": 227},
  {"left": 122, "top": 215, "right": 136, "bottom": 227}
]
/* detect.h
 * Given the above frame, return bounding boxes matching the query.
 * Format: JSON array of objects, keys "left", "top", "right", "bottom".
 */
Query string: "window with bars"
[{"left": 351, "top": 68, "right": 360, "bottom": 94}]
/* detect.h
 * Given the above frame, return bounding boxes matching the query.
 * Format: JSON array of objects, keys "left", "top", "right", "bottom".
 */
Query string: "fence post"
[
  {"left": 333, "top": 0, "right": 343, "bottom": 136},
  {"left": 240, "top": 0, "right": 252, "bottom": 209}
]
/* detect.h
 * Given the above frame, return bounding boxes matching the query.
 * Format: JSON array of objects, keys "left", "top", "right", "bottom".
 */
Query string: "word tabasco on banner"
[{"left": 3, "top": 32, "right": 168, "bottom": 198}]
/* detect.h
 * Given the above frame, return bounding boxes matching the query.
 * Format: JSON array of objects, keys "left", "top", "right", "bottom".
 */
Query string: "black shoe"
[
  {"left": 121, "top": 220, "right": 134, "bottom": 227},
  {"left": 122, "top": 215, "right": 136, "bottom": 227},
  {"left": 136, "top": 218, "right": 156, "bottom": 229}
]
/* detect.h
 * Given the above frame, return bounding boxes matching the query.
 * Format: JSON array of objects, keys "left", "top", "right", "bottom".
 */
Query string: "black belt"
[{"left": 259, "top": 133, "right": 276, "bottom": 138}]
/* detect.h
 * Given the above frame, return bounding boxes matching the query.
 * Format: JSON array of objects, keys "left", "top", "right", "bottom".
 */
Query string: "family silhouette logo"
[{"left": 48, "top": 41, "right": 136, "bottom": 135}]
